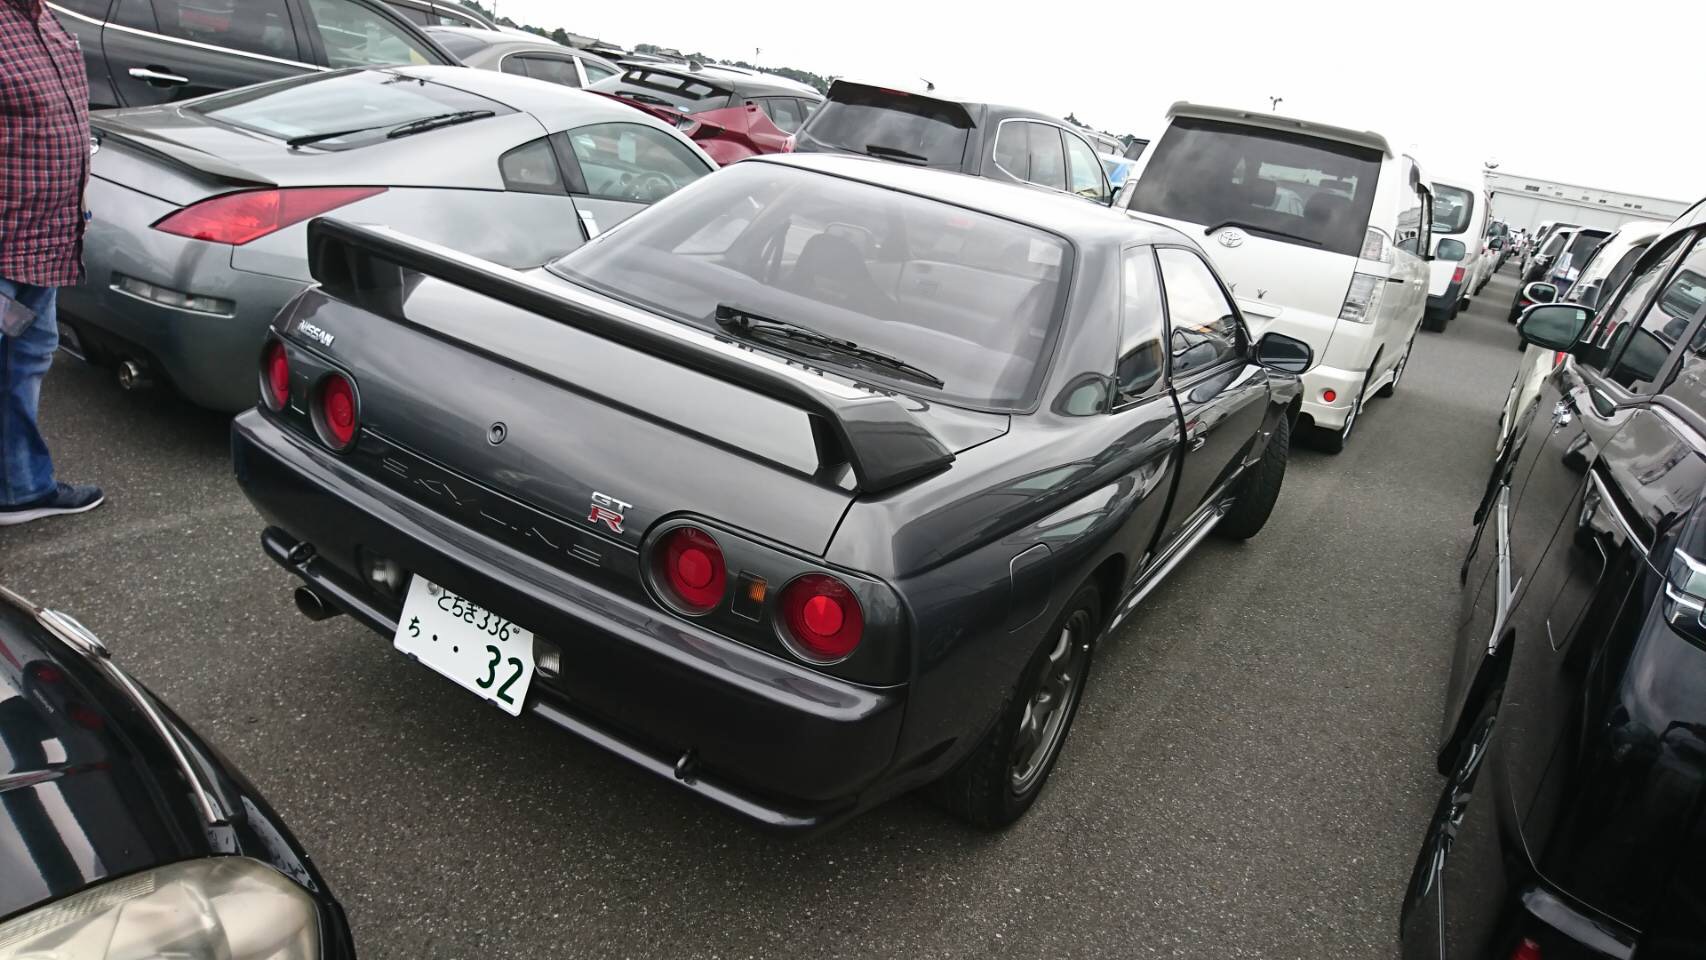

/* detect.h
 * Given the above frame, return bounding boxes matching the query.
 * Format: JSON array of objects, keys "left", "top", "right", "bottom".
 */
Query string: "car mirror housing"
[
  {"left": 1517, "top": 303, "right": 1593, "bottom": 352},
  {"left": 1253, "top": 331, "right": 1313, "bottom": 374},
  {"left": 1523, "top": 281, "right": 1559, "bottom": 304}
]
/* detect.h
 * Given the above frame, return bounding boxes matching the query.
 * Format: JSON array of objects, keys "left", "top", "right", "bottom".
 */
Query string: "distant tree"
[
  {"left": 549, "top": 27, "right": 570, "bottom": 45},
  {"left": 633, "top": 42, "right": 660, "bottom": 54},
  {"left": 461, "top": 0, "right": 492, "bottom": 17}
]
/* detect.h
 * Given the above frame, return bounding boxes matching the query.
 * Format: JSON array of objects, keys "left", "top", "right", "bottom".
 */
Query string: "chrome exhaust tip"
[
  {"left": 116, "top": 360, "right": 152, "bottom": 391},
  {"left": 292, "top": 585, "right": 342, "bottom": 622}
]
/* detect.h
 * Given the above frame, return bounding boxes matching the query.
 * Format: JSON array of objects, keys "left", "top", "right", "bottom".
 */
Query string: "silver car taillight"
[{"left": 1339, "top": 272, "right": 1384, "bottom": 324}]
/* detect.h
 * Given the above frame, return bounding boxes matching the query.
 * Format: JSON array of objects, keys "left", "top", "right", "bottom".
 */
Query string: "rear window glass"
[
  {"left": 1431, "top": 184, "right": 1474, "bottom": 234},
  {"left": 190, "top": 69, "right": 509, "bottom": 150},
  {"left": 1559, "top": 230, "right": 1610, "bottom": 274},
  {"left": 1437, "top": 238, "right": 1466, "bottom": 261},
  {"left": 591, "top": 69, "right": 732, "bottom": 115},
  {"left": 423, "top": 28, "right": 489, "bottom": 59},
  {"left": 1129, "top": 116, "right": 1382, "bottom": 258},
  {"left": 793, "top": 84, "right": 972, "bottom": 171},
  {"left": 549, "top": 162, "right": 1070, "bottom": 412}
]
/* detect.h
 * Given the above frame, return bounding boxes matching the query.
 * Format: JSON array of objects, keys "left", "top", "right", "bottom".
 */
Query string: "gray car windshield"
[
  {"left": 1130, "top": 117, "right": 1381, "bottom": 258},
  {"left": 1431, "top": 184, "right": 1474, "bottom": 234},
  {"left": 550, "top": 163, "right": 1071, "bottom": 411},
  {"left": 192, "top": 69, "right": 510, "bottom": 150}
]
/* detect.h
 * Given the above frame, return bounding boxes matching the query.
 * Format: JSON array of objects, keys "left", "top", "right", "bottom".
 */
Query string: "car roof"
[
  {"left": 424, "top": 26, "right": 618, "bottom": 67},
  {"left": 751, "top": 152, "right": 1191, "bottom": 246},
  {"left": 1165, "top": 101, "right": 1395, "bottom": 158}
]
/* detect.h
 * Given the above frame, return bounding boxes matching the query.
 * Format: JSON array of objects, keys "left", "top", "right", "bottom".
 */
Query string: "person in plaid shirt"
[{"left": 0, "top": 0, "right": 103, "bottom": 525}]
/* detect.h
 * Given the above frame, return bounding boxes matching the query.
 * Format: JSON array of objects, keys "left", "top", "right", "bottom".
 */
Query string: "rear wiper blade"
[
  {"left": 287, "top": 124, "right": 388, "bottom": 148},
  {"left": 384, "top": 110, "right": 495, "bottom": 139},
  {"left": 863, "top": 143, "right": 929, "bottom": 164},
  {"left": 1202, "top": 219, "right": 1322, "bottom": 248},
  {"left": 714, "top": 304, "right": 945, "bottom": 389}
]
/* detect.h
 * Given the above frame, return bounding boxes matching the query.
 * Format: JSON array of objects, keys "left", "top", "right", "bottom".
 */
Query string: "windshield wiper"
[
  {"left": 385, "top": 110, "right": 494, "bottom": 139},
  {"left": 863, "top": 143, "right": 929, "bottom": 164},
  {"left": 1202, "top": 219, "right": 1322, "bottom": 248},
  {"left": 714, "top": 304, "right": 945, "bottom": 389},
  {"left": 287, "top": 124, "right": 389, "bottom": 148}
]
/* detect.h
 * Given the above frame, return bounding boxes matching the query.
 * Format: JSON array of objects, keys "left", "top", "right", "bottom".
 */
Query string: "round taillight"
[
  {"left": 317, "top": 374, "right": 359, "bottom": 450},
  {"left": 262, "top": 341, "right": 289, "bottom": 410},
  {"left": 653, "top": 526, "right": 727, "bottom": 614},
  {"left": 779, "top": 574, "right": 864, "bottom": 663}
]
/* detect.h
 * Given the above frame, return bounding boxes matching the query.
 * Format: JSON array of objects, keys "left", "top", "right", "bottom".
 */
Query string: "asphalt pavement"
[{"left": 0, "top": 266, "right": 1527, "bottom": 958}]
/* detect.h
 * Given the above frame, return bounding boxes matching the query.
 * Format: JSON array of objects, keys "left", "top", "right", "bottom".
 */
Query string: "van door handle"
[
  {"left": 1385, "top": 276, "right": 1405, "bottom": 284},
  {"left": 129, "top": 67, "right": 188, "bottom": 85}
]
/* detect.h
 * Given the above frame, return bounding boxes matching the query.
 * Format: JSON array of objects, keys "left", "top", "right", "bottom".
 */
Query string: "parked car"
[
  {"left": 49, "top": 0, "right": 457, "bottom": 109},
  {"left": 230, "top": 153, "right": 1312, "bottom": 830},
  {"left": 1117, "top": 102, "right": 1430, "bottom": 453},
  {"left": 60, "top": 66, "right": 713, "bottom": 411},
  {"left": 589, "top": 61, "right": 821, "bottom": 164},
  {"left": 425, "top": 25, "right": 620, "bottom": 86},
  {"left": 1423, "top": 177, "right": 1491, "bottom": 331},
  {"left": 0, "top": 583, "right": 354, "bottom": 957},
  {"left": 791, "top": 80, "right": 1113, "bottom": 206},
  {"left": 1521, "top": 219, "right": 1577, "bottom": 277},
  {"left": 385, "top": 0, "right": 494, "bottom": 29},
  {"left": 1402, "top": 196, "right": 1706, "bottom": 960},
  {"left": 1481, "top": 219, "right": 1511, "bottom": 284},
  {"left": 1545, "top": 226, "right": 1613, "bottom": 299}
]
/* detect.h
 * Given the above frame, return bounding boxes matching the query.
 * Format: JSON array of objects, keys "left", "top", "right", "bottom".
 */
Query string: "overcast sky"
[{"left": 493, "top": 0, "right": 1702, "bottom": 202}]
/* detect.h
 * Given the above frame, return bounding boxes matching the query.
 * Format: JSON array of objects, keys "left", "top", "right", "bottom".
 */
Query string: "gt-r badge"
[
  {"left": 298, "top": 321, "right": 336, "bottom": 348},
  {"left": 588, "top": 492, "right": 630, "bottom": 533}
]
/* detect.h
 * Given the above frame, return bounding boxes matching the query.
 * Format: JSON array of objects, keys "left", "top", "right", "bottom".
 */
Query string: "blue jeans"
[{"left": 0, "top": 278, "right": 59, "bottom": 506}]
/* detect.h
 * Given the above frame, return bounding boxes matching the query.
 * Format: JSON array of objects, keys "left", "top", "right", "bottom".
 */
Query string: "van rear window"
[
  {"left": 1129, "top": 117, "right": 1382, "bottom": 258},
  {"left": 1431, "top": 184, "right": 1475, "bottom": 234}
]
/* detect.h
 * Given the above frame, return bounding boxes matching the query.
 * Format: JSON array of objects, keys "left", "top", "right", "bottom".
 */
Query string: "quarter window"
[
  {"left": 764, "top": 97, "right": 804, "bottom": 133},
  {"left": 1019, "top": 122, "right": 1066, "bottom": 191},
  {"left": 305, "top": 0, "right": 433, "bottom": 67},
  {"left": 498, "top": 137, "right": 566, "bottom": 195},
  {"left": 1063, "top": 133, "right": 1109, "bottom": 204},
  {"left": 1118, "top": 247, "right": 1166, "bottom": 398},
  {"left": 582, "top": 60, "right": 617, "bottom": 84},
  {"left": 1157, "top": 247, "right": 1241, "bottom": 377},
  {"left": 563, "top": 122, "right": 710, "bottom": 203},
  {"left": 151, "top": 0, "right": 300, "bottom": 60},
  {"left": 519, "top": 56, "right": 582, "bottom": 87}
]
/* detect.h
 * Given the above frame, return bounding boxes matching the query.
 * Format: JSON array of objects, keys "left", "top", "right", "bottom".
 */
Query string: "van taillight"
[
  {"left": 779, "top": 574, "right": 864, "bottom": 662},
  {"left": 154, "top": 186, "right": 386, "bottom": 246},
  {"left": 314, "top": 373, "right": 359, "bottom": 451},
  {"left": 1452, "top": 266, "right": 1466, "bottom": 285},
  {"left": 653, "top": 526, "right": 727, "bottom": 614},
  {"left": 261, "top": 340, "right": 290, "bottom": 410}
]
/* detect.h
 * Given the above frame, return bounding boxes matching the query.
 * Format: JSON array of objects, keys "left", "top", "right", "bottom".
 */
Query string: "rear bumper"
[
  {"left": 1426, "top": 280, "right": 1464, "bottom": 321},
  {"left": 1243, "top": 301, "right": 1376, "bottom": 432},
  {"left": 230, "top": 411, "right": 906, "bottom": 831}
]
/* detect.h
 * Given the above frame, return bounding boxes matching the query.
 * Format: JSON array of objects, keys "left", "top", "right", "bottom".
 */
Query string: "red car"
[{"left": 590, "top": 62, "right": 822, "bottom": 165}]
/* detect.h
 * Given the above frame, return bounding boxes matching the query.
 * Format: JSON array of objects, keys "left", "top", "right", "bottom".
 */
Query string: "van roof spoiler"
[{"left": 1164, "top": 102, "right": 1394, "bottom": 158}]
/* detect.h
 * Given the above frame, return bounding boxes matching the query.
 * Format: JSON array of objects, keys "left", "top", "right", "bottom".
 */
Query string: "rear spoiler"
[
  {"left": 90, "top": 116, "right": 275, "bottom": 188},
  {"left": 306, "top": 218, "right": 955, "bottom": 493}
]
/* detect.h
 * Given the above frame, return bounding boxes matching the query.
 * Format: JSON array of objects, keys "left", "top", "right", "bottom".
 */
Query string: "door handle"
[
  {"left": 1189, "top": 435, "right": 1207, "bottom": 452},
  {"left": 1385, "top": 276, "right": 1405, "bottom": 284},
  {"left": 129, "top": 67, "right": 188, "bottom": 85}
]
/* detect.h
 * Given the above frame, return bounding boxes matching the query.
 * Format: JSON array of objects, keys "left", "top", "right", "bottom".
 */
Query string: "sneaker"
[{"left": 0, "top": 482, "right": 105, "bottom": 526}]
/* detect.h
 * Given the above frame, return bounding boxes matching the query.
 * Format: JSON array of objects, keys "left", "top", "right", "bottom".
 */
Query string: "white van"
[
  {"left": 1423, "top": 176, "right": 1490, "bottom": 331},
  {"left": 1116, "top": 102, "right": 1431, "bottom": 452}
]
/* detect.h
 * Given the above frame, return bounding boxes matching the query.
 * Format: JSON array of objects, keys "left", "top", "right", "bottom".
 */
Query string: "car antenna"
[{"left": 920, "top": 77, "right": 935, "bottom": 92}]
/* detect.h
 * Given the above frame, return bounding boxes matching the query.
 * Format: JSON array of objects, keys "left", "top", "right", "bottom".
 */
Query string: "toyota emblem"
[{"left": 1217, "top": 229, "right": 1246, "bottom": 248}]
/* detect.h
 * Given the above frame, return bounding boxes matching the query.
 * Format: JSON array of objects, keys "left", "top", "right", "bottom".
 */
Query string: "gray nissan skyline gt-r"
[
  {"left": 231, "top": 153, "right": 1312, "bottom": 831},
  {"left": 62, "top": 65, "right": 715, "bottom": 412}
]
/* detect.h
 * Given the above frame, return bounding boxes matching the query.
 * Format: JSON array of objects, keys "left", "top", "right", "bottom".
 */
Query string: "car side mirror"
[
  {"left": 1253, "top": 331, "right": 1313, "bottom": 374},
  {"left": 1523, "top": 281, "right": 1558, "bottom": 304},
  {"left": 1517, "top": 303, "right": 1593, "bottom": 352}
]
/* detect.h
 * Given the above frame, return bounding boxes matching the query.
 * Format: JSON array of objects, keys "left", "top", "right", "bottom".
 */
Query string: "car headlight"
[{"left": 0, "top": 858, "right": 318, "bottom": 960}]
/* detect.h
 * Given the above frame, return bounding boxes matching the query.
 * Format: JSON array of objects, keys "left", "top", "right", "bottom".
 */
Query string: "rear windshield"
[
  {"left": 590, "top": 68, "right": 732, "bottom": 115},
  {"left": 793, "top": 84, "right": 972, "bottom": 171},
  {"left": 1431, "top": 184, "right": 1474, "bottom": 234},
  {"left": 549, "top": 162, "right": 1070, "bottom": 412},
  {"left": 1560, "top": 230, "right": 1610, "bottom": 272},
  {"left": 1129, "top": 116, "right": 1382, "bottom": 258},
  {"left": 1436, "top": 238, "right": 1467, "bottom": 262},
  {"left": 191, "top": 69, "right": 509, "bottom": 150},
  {"left": 424, "top": 28, "right": 489, "bottom": 59}
]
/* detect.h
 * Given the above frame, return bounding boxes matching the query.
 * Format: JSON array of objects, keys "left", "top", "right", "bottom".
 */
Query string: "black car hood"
[{"left": 0, "top": 593, "right": 337, "bottom": 925}]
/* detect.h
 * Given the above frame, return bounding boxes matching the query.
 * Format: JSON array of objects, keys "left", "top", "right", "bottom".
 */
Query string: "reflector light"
[
  {"left": 261, "top": 341, "right": 290, "bottom": 410},
  {"left": 154, "top": 186, "right": 386, "bottom": 246},
  {"left": 780, "top": 574, "right": 864, "bottom": 662},
  {"left": 654, "top": 527, "right": 727, "bottom": 613},
  {"left": 1510, "top": 938, "right": 1542, "bottom": 960},
  {"left": 1323, "top": 389, "right": 1337, "bottom": 403}
]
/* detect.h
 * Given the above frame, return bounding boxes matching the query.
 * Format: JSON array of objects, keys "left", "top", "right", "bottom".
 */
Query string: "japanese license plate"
[{"left": 393, "top": 577, "right": 535, "bottom": 717}]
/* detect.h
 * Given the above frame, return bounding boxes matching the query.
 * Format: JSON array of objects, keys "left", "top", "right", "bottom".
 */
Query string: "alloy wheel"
[{"left": 1009, "top": 609, "right": 1092, "bottom": 794}]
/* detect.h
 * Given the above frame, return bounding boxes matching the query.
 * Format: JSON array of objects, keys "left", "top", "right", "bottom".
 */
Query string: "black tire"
[
  {"left": 1218, "top": 410, "right": 1290, "bottom": 540},
  {"left": 930, "top": 583, "right": 1101, "bottom": 829},
  {"left": 1377, "top": 335, "right": 1415, "bottom": 398}
]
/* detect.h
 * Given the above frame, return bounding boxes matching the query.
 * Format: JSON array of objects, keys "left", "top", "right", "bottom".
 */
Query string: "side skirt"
[{"left": 1105, "top": 498, "right": 1227, "bottom": 634}]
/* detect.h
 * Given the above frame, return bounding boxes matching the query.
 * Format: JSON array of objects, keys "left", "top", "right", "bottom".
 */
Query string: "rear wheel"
[
  {"left": 1308, "top": 358, "right": 1375, "bottom": 454},
  {"left": 1218, "top": 410, "right": 1290, "bottom": 540},
  {"left": 931, "top": 584, "right": 1101, "bottom": 829},
  {"left": 1377, "top": 335, "right": 1415, "bottom": 398}
]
